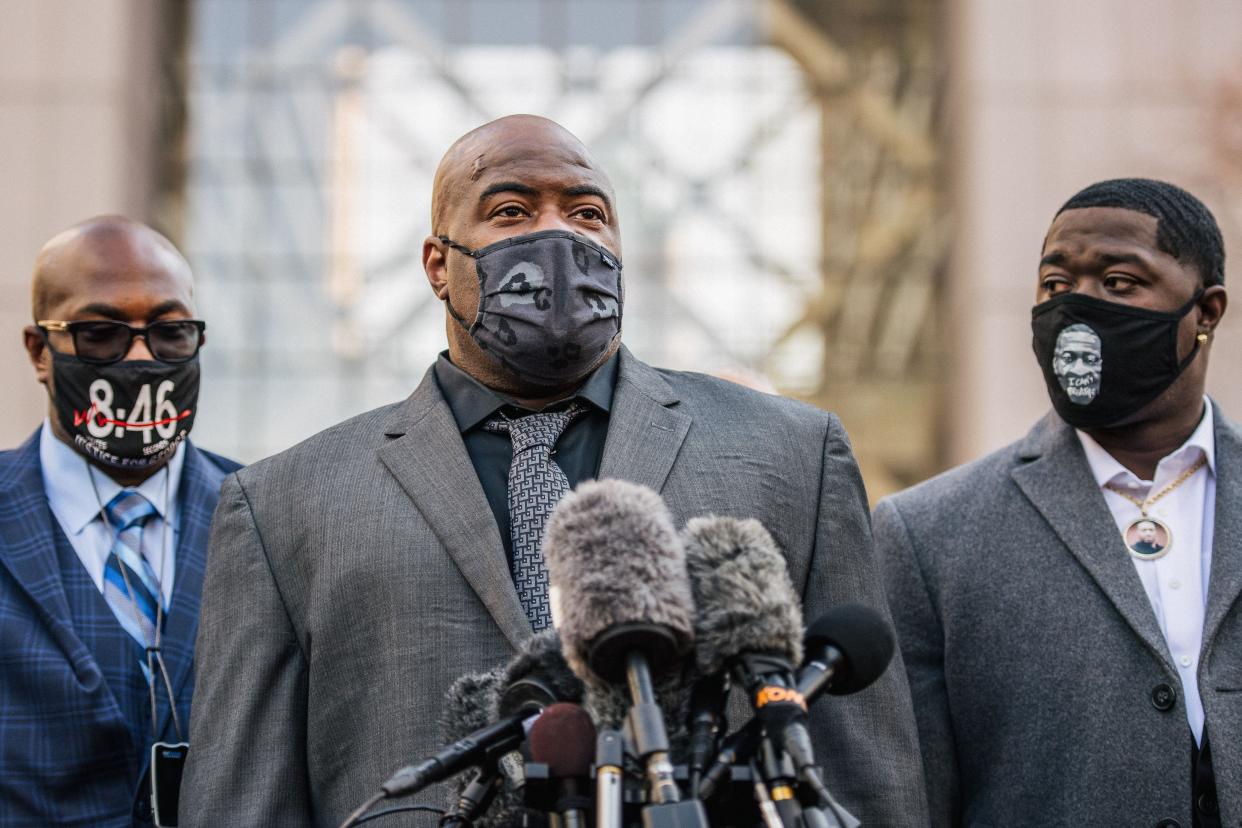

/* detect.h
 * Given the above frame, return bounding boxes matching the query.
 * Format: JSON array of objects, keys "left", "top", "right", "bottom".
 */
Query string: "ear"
[
  {"left": 1198, "top": 285, "right": 1228, "bottom": 335},
  {"left": 23, "top": 325, "right": 51, "bottom": 385},
  {"left": 423, "top": 235, "right": 450, "bottom": 300}
]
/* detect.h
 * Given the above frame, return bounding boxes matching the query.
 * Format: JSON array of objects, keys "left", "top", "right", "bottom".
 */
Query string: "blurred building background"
[{"left": 1, "top": 0, "right": 1240, "bottom": 501}]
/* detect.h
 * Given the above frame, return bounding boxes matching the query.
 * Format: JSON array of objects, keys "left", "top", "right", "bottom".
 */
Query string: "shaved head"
[
  {"left": 422, "top": 114, "right": 622, "bottom": 401},
  {"left": 23, "top": 215, "right": 199, "bottom": 484},
  {"left": 430, "top": 115, "right": 613, "bottom": 235},
  {"left": 32, "top": 216, "right": 192, "bottom": 320}
]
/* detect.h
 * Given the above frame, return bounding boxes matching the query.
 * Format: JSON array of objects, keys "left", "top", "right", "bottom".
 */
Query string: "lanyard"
[{"left": 86, "top": 461, "right": 185, "bottom": 744}]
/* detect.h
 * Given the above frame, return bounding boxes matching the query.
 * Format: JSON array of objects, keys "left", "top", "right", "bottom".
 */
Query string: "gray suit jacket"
[
  {"left": 181, "top": 347, "right": 928, "bottom": 827},
  {"left": 875, "top": 408, "right": 1242, "bottom": 828}
]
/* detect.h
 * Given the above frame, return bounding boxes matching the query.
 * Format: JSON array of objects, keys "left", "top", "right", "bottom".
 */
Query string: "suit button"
[
  {"left": 1151, "top": 683, "right": 1177, "bottom": 711},
  {"left": 1197, "top": 792, "right": 1219, "bottom": 815},
  {"left": 1154, "top": 820, "right": 1180, "bottom": 828}
]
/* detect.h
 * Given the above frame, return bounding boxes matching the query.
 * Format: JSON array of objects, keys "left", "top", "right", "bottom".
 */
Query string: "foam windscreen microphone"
[
  {"left": 493, "top": 630, "right": 586, "bottom": 721},
  {"left": 797, "top": 605, "right": 895, "bottom": 700},
  {"left": 681, "top": 514, "right": 814, "bottom": 822},
  {"left": 681, "top": 515, "right": 804, "bottom": 738},
  {"left": 528, "top": 703, "right": 597, "bottom": 828},
  {"left": 682, "top": 516, "right": 804, "bottom": 678},
  {"left": 543, "top": 479, "right": 699, "bottom": 810},
  {"left": 439, "top": 668, "right": 508, "bottom": 743},
  {"left": 543, "top": 479, "right": 695, "bottom": 685},
  {"left": 388, "top": 633, "right": 585, "bottom": 804}
]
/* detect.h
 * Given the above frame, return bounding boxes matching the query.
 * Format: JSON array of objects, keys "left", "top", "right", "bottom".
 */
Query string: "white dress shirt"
[
  {"left": 39, "top": 419, "right": 183, "bottom": 609},
  {"left": 1077, "top": 398, "right": 1215, "bottom": 745}
]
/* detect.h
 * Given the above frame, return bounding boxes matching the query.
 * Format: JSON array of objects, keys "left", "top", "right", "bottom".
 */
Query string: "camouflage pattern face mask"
[{"left": 439, "top": 229, "right": 623, "bottom": 388}]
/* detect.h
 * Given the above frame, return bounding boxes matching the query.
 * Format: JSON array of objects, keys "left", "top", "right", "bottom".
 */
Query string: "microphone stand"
[
  {"left": 586, "top": 624, "right": 709, "bottom": 828},
  {"left": 440, "top": 765, "right": 501, "bottom": 827},
  {"left": 594, "top": 729, "right": 624, "bottom": 828}
]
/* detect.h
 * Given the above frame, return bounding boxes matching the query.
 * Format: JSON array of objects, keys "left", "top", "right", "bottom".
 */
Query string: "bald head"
[
  {"left": 431, "top": 115, "right": 613, "bottom": 235},
  {"left": 421, "top": 115, "right": 623, "bottom": 400},
  {"left": 32, "top": 216, "right": 192, "bottom": 320}
]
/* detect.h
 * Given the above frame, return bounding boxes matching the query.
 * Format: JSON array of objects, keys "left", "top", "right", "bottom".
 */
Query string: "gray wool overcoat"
[{"left": 875, "top": 407, "right": 1242, "bottom": 828}]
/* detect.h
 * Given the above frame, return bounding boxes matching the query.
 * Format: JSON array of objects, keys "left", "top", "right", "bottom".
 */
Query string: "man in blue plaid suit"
[{"left": 0, "top": 217, "right": 239, "bottom": 827}]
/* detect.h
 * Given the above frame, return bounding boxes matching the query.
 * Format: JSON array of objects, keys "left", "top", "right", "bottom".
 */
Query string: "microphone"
[
  {"left": 439, "top": 668, "right": 508, "bottom": 743},
  {"left": 594, "top": 728, "right": 625, "bottom": 828},
  {"left": 527, "top": 703, "right": 597, "bottom": 828},
  {"left": 697, "top": 608, "right": 890, "bottom": 822},
  {"left": 435, "top": 667, "right": 510, "bottom": 826},
  {"left": 681, "top": 515, "right": 816, "bottom": 827},
  {"left": 796, "top": 605, "right": 895, "bottom": 701},
  {"left": 383, "top": 633, "right": 584, "bottom": 801},
  {"left": 684, "top": 672, "right": 728, "bottom": 795},
  {"left": 681, "top": 516, "right": 805, "bottom": 740},
  {"left": 543, "top": 479, "right": 705, "bottom": 821}
]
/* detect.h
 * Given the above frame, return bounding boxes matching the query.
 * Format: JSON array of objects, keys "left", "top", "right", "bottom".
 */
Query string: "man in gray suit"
[
  {"left": 876, "top": 178, "right": 1238, "bottom": 828},
  {"left": 182, "top": 115, "right": 927, "bottom": 826}
]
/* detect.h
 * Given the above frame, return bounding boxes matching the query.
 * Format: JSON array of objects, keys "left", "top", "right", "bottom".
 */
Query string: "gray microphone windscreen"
[
  {"left": 681, "top": 515, "right": 804, "bottom": 676},
  {"left": 439, "top": 667, "right": 506, "bottom": 744},
  {"left": 543, "top": 479, "right": 695, "bottom": 684},
  {"left": 493, "top": 629, "right": 585, "bottom": 719}
]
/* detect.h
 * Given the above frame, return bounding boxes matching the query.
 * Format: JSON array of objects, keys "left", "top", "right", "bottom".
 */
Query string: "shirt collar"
[
  {"left": 433, "top": 351, "right": 618, "bottom": 433},
  {"left": 39, "top": 418, "right": 186, "bottom": 535},
  {"left": 1076, "top": 395, "right": 1216, "bottom": 489}
]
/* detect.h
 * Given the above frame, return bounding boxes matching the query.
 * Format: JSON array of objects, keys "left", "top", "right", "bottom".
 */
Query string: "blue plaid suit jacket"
[{"left": 0, "top": 430, "right": 239, "bottom": 827}]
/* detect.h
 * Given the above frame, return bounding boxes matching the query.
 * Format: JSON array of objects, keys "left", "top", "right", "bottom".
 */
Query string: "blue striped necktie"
[{"left": 102, "top": 489, "right": 163, "bottom": 656}]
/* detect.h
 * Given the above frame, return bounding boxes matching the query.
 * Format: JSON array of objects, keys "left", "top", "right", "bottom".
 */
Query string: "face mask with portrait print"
[
  {"left": 50, "top": 352, "right": 199, "bottom": 469},
  {"left": 438, "top": 229, "right": 623, "bottom": 388},
  {"left": 1031, "top": 290, "right": 1202, "bottom": 429}
]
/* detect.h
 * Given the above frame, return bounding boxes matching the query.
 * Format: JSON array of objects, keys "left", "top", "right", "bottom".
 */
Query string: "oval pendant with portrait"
[{"left": 1124, "top": 516, "right": 1172, "bottom": 561}]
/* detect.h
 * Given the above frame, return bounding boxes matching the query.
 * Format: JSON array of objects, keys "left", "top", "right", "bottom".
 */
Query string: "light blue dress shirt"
[{"left": 39, "top": 419, "right": 184, "bottom": 609}]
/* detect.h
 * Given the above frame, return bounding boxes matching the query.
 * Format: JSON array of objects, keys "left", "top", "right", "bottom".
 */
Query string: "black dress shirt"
[{"left": 432, "top": 352, "right": 617, "bottom": 567}]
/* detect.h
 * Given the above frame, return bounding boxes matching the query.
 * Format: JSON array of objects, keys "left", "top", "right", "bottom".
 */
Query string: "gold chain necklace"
[{"left": 1104, "top": 453, "right": 1207, "bottom": 561}]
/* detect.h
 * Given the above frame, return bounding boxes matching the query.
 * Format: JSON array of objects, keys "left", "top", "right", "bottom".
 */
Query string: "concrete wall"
[
  {"left": 0, "top": 0, "right": 160, "bottom": 449},
  {"left": 948, "top": 0, "right": 1242, "bottom": 464}
]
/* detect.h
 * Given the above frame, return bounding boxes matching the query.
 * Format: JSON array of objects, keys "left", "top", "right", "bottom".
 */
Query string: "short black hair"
[{"left": 1056, "top": 178, "right": 1225, "bottom": 286}]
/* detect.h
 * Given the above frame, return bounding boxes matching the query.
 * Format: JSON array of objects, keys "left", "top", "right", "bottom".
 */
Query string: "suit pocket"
[{"left": 1212, "top": 666, "right": 1242, "bottom": 693}]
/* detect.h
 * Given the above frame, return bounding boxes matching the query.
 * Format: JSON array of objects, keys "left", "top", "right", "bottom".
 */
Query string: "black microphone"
[
  {"left": 543, "top": 479, "right": 706, "bottom": 823},
  {"left": 383, "top": 633, "right": 584, "bottom": 800},
  {"left": 796, "top": 605, "right": 894, "bottom": 701},
  {"left": 436, "top": 667, "right": 510, "bottom": 827},
  {"left": 684, "top": 672, "right": 728, "bottom": 796},
  {"left": 697, "top": 608, "right": 891, "bottom": 820},
  {"left": 527, "top": 703, "right": 597, "bottom": 828}
]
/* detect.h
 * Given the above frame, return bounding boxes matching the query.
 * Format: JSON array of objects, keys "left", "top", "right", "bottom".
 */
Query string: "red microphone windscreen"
[{"left": 527, "top": 703, "right": 597, "bottom": 778}]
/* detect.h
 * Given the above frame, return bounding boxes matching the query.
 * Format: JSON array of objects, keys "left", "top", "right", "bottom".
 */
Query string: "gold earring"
[{"left": 1197, "top": 333, "right": 1209, "bottom": 343}]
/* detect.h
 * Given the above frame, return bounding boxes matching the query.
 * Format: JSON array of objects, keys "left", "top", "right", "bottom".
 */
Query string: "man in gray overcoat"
[
  {"left": 876, "top": 178, "right": 1237, "bottom": 828},
  {"left": 181, "top": 115, "right": 928, "bottom": 827}
]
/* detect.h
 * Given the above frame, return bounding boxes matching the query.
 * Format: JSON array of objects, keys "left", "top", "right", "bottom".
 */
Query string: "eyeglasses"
[{"left": 37, "top": 319, "right": 206, "bottom": 364}]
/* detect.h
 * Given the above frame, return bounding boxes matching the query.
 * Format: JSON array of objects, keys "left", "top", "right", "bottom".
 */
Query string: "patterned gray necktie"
[{"left": 484, "top": 403, "right": 586, "bottom": 631}]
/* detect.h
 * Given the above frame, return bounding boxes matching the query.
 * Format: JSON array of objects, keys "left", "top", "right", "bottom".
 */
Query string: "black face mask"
[
  {"left": 50, "top": 352, "right": 200, "bottom": 469},
  {"left": 439, "top": 229, "right": 623, "bottom": 388},
  {"left": 1031, "top": 290, "right": 1203, "bottom": 429}
]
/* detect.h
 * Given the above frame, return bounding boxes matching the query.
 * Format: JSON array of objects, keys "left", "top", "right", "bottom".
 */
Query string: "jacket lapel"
[
  {"left": 597, "top": 347, "right": 691, "bottom": 493},
  {"left": 1203, "top": 409, "right": 1242, "bottom": 649},
  {"left": 377, "top": 369, "right": 530, "bottom": 649},
  {"left": 0, "top": 431, "right": 93, "bottom": 671},
  {"left": 158, "top": 441, "right": 227, "bottom": 739},
  {"left": 1011, "top": 414, "right": 1174, "bottom": 669}
]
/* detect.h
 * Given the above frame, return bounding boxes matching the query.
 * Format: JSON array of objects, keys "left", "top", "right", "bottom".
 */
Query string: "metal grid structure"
[{"left": 176, "top": 0, "right": 947, "bottom": 497}]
